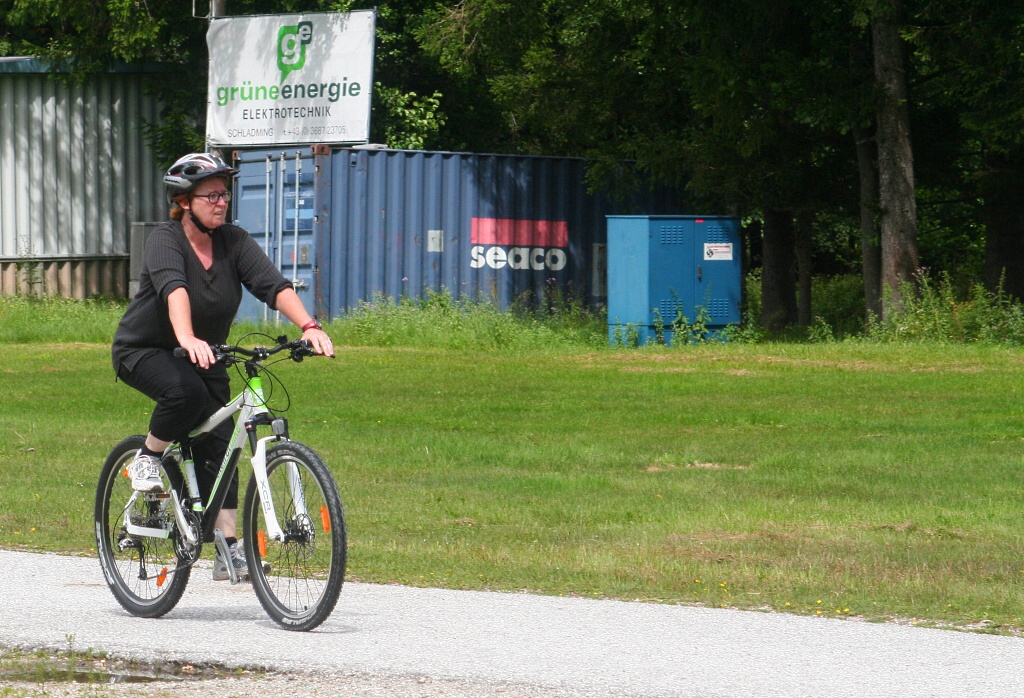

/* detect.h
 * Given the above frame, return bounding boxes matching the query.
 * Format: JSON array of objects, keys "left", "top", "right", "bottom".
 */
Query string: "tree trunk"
[
  {"left": 760, "top": 209, "right": 798, "bottom": 331},
  {"left": 795, "top": 211, "right": 813, "bottom": 326},
  {"left": 872, "top": 1, "right": 919, "bottom": 315},
  {"left": 982, "top": 154, "right": 1024, "bottom": 300},
  {"left": 854, "top": 128, "right": 882, "bottom": 320}
]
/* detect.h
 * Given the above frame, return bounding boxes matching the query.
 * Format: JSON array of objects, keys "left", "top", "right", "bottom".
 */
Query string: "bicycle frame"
[
  {"left": 121, "top": 366, "right": 307, "bottom": 553},
  {"left": 99, "top": 336, "right": 344, "bottom": 628}
]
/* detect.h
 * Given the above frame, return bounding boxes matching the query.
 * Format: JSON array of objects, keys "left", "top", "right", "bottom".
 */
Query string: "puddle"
[
  {"left": 0, "top": 668, "right": 181, "bottom": 684},
  {"left": 0, "top": 652, "right": 229, "bottom": 686}
]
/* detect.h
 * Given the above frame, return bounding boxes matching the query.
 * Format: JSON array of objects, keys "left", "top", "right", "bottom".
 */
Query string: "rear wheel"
[
  {"left": 243, "top": 441, "right": 346, "bottom": 631},
  {"left": 94, "top": 435, "right": 194, "bottom": 618}
]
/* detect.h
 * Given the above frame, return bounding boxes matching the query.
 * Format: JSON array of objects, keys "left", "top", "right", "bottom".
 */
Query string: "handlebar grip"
[{"left": 173, "top": 345, "right": 226, "bottom": 362}]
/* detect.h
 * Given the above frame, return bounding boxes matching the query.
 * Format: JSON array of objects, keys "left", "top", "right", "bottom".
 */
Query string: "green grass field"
[{"left": 2, "top": 297, "right": 1024, "bottom": 633}]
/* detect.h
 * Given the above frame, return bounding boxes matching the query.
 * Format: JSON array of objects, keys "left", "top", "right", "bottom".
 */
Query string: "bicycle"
[{"left": 94, "top": 335, "right": 346, "bottom": 631}]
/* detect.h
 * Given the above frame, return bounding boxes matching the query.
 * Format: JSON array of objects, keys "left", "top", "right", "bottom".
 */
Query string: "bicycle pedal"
[{"left": 236, "top": 564, "right": 270, "bottom": 583}]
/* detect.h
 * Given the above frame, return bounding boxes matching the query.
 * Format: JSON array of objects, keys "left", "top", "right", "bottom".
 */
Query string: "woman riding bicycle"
[{"left": 111, "top": 152, "right": 334, "bottom": 581}]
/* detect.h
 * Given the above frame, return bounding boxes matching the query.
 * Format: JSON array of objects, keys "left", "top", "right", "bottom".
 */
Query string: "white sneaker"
[
  {"left": 213, "top": 540, "right": 250, "bottom": 581},
  {"left": 128, "top": 453, "right": 164, "bottom": 493}
]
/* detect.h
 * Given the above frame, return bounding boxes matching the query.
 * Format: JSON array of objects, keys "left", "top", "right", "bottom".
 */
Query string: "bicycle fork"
[{"left": 249, "top": 429, "right": 310, "bottom": 545}]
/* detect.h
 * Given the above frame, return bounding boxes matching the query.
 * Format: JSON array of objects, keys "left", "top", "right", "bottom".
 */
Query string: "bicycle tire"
[
  {"left": 95, "top": 435, "right": 193, "bottom": 618},
  {"left": 243, "top": 441, "right": 346, "bottom": 631}
]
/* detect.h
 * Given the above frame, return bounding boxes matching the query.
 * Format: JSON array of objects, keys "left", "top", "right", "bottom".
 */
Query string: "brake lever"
[{"left": 291, "top": 339, "right": 315, "bottom": 362}]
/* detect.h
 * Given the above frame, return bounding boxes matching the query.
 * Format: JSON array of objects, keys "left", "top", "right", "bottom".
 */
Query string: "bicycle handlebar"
[{"left": 172, "top": 337, "right": 316, "bottom": 365}]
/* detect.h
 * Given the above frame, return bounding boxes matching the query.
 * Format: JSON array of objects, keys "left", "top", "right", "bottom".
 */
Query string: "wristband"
[{"left": 301, "top": 319, "right": 322, "bottom": 332}]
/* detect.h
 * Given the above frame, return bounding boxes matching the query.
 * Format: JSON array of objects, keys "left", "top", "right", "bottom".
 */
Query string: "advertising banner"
[{"left": 206, "top": 10, "right": 375, "bottom": 147}]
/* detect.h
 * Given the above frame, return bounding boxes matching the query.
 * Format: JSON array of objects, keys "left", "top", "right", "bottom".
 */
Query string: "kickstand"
[{"left": 213, "top": 528, "right": 240, "bottom": 585}]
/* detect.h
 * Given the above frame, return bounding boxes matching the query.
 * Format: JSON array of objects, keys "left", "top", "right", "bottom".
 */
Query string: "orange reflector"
[
  {"left": 321, "top": 505, "right": 331, "bottom": 533},
  {"left": 157, "top": 567, "right": 168, "bottom": 587},
  {"left": 258, "top": 530, "right": 267, "bottom": 557},
  {"left": 122, "top": 467, "right": 129, "bottom": 478}
]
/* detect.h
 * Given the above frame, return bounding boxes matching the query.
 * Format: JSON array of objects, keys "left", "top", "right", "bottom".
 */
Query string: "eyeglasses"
[{"left": 192, "top": 190, "right": 232, "bottom": 204}]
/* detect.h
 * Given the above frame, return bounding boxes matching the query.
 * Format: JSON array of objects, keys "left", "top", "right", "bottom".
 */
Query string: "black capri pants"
[{"left": 117, "top": 349, "right": 239, "bottom": 509}]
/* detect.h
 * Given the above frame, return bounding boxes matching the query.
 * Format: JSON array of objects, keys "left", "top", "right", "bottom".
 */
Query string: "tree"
[
  {"left": 870, "top": 0, "right": 919, "bottom": 310},
  {"left": 8, "top": 0, "right": 1018, "bottom": 322},
  {"left": 420, "top": 0, "right": 870, "bottom": 329},
  {"left": 677, "top": 1, "right": 867, "bottom": 330},
  {"left": 911, "top": 1, "right": 1024, "bottom": 298},
  {"left": 0, "top": 0, "right": 464, "bottom": 160}
]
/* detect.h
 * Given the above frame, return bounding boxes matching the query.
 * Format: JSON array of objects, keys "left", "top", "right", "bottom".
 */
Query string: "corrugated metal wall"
[
  {"left": 329, "top": 149, "right": 598, "bottom": 312},
  {"left": 0, "top": 257, "right": 128, "bottom": 298},
  {"left": 233, "top": 150, "right": 318, "bottom": 323},
  {"left": 232, "top": 146, "right": 687, "bottom": 321},
  {"left": 0, "top": 61, "right": 165, "bottom": 298}
]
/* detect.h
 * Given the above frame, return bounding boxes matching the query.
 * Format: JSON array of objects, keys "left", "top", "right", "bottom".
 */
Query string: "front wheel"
[
  {"left": 95, "top": 435, "right": 193, "bottom": 618},
  {"left": 243, "top": 441, "right": 346, "bottom": 631}
]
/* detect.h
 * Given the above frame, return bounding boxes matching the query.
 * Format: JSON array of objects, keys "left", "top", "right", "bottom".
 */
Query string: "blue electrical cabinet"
[{"left": 607, "top": 216, "right": 741, "bottom": 345}]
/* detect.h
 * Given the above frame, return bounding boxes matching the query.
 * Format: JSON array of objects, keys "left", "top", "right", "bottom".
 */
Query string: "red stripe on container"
[{"left": 471, "top": 218, "right": 569, "bottom": 247}]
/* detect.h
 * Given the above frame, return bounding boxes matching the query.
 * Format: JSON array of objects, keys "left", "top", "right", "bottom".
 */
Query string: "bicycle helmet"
[{"left": 164, "top": 152, "right": 238, "bottom": 203}]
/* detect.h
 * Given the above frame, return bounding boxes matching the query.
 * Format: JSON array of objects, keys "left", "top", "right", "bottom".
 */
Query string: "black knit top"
[{"left": 112, "top": 219, "right": 292, "bottom": 374}]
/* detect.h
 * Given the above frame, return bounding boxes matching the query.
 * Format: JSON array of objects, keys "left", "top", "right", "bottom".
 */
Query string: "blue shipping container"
[{"left": 230, "top": 146, "right": 686, "bottom": 322}]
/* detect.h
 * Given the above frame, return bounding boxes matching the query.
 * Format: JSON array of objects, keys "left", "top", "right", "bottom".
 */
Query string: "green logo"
[{"left": 277, "top": 21, "right": 313, "bottom": 84}]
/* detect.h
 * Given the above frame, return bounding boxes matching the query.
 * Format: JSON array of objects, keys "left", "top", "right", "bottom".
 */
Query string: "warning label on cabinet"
[{"left": 704, "top": 243, "right": 734, "bottom": 260}]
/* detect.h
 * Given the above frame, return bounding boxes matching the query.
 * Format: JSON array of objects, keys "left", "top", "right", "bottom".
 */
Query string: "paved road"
[{"left": 1, "top": 549, "right": 1023, "bottom": 697}]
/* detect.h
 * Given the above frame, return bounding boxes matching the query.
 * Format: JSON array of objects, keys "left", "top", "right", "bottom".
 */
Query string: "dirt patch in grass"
[{"left": 645, "top": 461, "right": 749, "bottom": 472}]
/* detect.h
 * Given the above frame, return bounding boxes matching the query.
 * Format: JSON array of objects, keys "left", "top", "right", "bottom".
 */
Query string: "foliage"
[
  {"left": 371, "top": 0, "right": 503, "bottom": 152},
  {"left": 1, "top": 0, "right": 1023, "bottom": 304},
  {"left": 810, "top": 274, "right": 867, "bottom": 339},
  {"left": 0, "top": 296, "right": 125, "bottom": 344},
  {"left": 373, "top": 85, "right": 446, "bottom": 150},
  {"left": 911, "top": 0, "right": 1024, "bottom": 154},
  {"left": 414, "top": 0, "right": 1024, "bottom": 320},
  {"left": 3, "top": 1, "right": 1024, "bottom": 308},
  {"left": 8, "top": 276, "right": 1024, "bottom": 352},
  {"left": 510, "top": 281, "right": 601, "bottom": 334},
  {"left": 140, "top": 92, "right": 208, "bottom": 170},
  {"left": 665, "top": 305, "right": 713, "bottom": 346},
  {"left": 806, "top": 315, "right": 837, "bottom": 343},
  {"left": 327, "top": 290, "right": 606, "bottom": 351},
  {"left": 866, "top": 272, "right": 1024, "bottom": 345},
  {"left": 741, "top": 268, "right": 761, "bottom": 319},
  {"left": 909, "top": 185, "right": 985, "bottom": 284},
  {"left": 741, "top": 269, "right": 1024, "bottom": 345},
  {"left": 0, "top": 0, "right": 482, "bottom": 161},
  {"left": 718, "top": 312, "right": 765, "bottom": 345}
]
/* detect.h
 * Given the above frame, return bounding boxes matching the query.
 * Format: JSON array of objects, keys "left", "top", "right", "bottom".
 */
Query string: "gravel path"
[{"left": 2, "top": 549, "right": 1024, "bottom": 697}]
